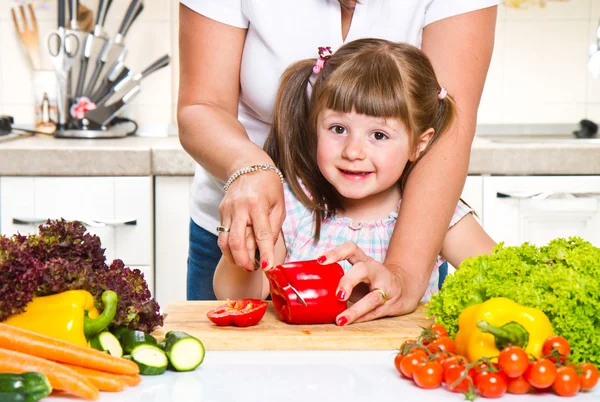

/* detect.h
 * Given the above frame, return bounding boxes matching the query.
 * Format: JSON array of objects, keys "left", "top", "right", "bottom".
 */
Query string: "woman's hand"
[
  {"left": 217, "top": 171, "right": 286, "bottom": 272},
  {"left": 317, "top": 242, "right": 426, "bottom": 325}
]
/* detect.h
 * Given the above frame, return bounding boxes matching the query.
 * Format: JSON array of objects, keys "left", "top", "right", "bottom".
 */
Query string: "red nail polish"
[
  {"left": 316, "top": 256, "right": 326, "bottom": 264},
  {"left": 261, "top": 260, "right": 269, "bottom": 270},
  {"left": 337, "top": 316, "right": 348, "bottom": 327},
  {"left": 336, "top": 289, "right": 345, "bottom": 300}
]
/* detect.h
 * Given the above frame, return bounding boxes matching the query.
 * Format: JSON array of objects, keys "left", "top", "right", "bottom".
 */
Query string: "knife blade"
[
  {"left": 84, "top": 85, "right": 140, "bottom": 127},
  {"left": 96, "top": 54, "right": 170, "bottom": 106},
  {"left": 279, "top": 268, "right": 308, "bottom": 307}
]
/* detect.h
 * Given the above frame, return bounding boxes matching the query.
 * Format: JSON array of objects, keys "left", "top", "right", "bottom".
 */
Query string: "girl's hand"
[
  {"left": 317, "top": 242, "right": 423, "bottom": 325},
  {"left": 217, "top": 171, "right": 286, "bottom": 271}
]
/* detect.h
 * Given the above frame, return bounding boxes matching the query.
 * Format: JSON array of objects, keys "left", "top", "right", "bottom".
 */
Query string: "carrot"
[
  {"left": 0, "top": 348, "right": 99, "bottom": 400},
  {"left": 63, "top": 364, "right": 128, "bottom": 392},
  {"left": 0, "top": 323, "right": 139, "bottom": 375},
  {"left": 116, "top": 373, "right": 142, "bottom": 386}
]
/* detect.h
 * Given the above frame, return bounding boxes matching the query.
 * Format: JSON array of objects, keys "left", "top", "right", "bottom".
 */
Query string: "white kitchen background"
[{"left": 0, "top": 0, "right": 600, "bottom": 129}]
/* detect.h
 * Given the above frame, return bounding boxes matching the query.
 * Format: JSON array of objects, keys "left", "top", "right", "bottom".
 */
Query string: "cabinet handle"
[
  {"left": 497, "top": 192, "right": 600, "bottom": 200},
  {"left": 12, "top": 217, "right": 137, "bottom": 227}
]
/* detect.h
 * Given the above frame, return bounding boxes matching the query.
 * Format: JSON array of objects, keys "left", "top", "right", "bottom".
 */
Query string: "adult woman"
[{"left": 178, "top": 0, "right": 498, "bottom": 324}]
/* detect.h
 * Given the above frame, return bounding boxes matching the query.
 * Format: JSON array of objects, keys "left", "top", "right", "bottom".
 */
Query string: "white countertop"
[{"left": 48, "top": 351, "right": 600, "bottom": 402}]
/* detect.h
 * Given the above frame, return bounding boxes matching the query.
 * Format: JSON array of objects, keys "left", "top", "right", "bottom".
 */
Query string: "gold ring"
[
  {"left": 216, "top": 225, "right": 231, "bottom": 233},
  {"left": 374, "top": 288, "right": 388, "bottom": 304}
]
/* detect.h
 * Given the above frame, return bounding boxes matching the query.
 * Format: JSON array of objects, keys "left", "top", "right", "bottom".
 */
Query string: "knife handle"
[
  {"left": 141, "top": 54, "right": 170, "bottom": 78},
  {"left": 58, "top": 0, "right": 66, "bottom": 29},
  {"left": 123, "top": 3, "right": 144, "bottom": 38},
  {"left": 116, "top": 0, "right": 142, "bottom": 43},
  {"left": 102, "top": 0, "right": 114, "bottom": 27},
  {"left": 122, "top": 85, "right": 141, "bottom": 104}
]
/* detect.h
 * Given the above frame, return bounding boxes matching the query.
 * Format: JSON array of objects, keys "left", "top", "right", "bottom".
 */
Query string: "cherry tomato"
[
  {"left": 578, "top": 363, "right": 599, "bottom": 391},
  {"left": 553, "top": 366, "right": 580, "bottom": 397},
  {"left": 475, "top": 371, "right": 508, "bottom": 398},
  {"left": 434, "top": 351, "right": 452, "bottom": 365},
  {"left": 427, "top": 336, "right": 456, "bottom": 354},
  {"left": 441, "top": 355, "right": 468, "bottom": 373},
  {"left": 542, "top": 335, "right": 570, "bottom": 363},
  {"left": 413, "top": 361, "right": 444, "bottom": 389},
  {"left": 524, "top": 359, "right": 557, "bottom": 389},
  {"left": 399, "top": 340, "right": 416, "bottom": 355},
  {"left": 420, "top": 323, "right": 448, "bottom": 345},
  {"left": 430, "top": 323, "right": 448, "bottom": 338},
  {"left": 399, "top": 349, "right": 427, "bottom": 379},
  {"left": 444, "top": 363, "right": 475, "bottom": 393},
  {"left": 498, "top": 346, "right": 529, "bottom": 378},
  {"left": 394, "top": 353, "right": 404, "bottom": 376},
  {"left": 507, "top": 376, "right": 532, "bottom": 394}
]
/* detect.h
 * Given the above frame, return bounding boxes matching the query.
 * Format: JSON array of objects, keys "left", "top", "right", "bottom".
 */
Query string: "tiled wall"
[
  {"left": 1, "top": 1, "right": 599, "bottom": 129},
  {"left": 0, "top": 0, "right": 177, "bottom": 133}
]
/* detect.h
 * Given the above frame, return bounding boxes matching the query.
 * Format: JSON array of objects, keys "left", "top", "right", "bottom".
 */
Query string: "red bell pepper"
[
  {"left": 266, "top": 260, "right": 347, "bottom": 324},
  {"left": 206, "top": 298, "right": 268, "bottom": 327}
]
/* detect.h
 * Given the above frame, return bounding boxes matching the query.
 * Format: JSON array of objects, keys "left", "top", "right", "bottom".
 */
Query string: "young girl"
[{"left": 213, "top": 38, "right": 496, "bottom": 304}]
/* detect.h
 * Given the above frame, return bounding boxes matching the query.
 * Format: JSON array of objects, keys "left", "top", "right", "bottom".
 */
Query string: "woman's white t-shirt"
[{"left": 180, "top": 0, "right": 499, "bottom": 235}]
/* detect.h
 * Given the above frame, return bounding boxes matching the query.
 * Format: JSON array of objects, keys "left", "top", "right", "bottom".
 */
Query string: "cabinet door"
[
  {"left": 482, "top": 176, "right": 600, "bottom": 247},
  {"left": 0, "top": 176, "right": 153, "bottom": 267},
  {"left": 462, "top": 176, "right": 483, "bottom": 220},
  {"left": 154, "top": 176, "right": 193, "bottom": 308}
]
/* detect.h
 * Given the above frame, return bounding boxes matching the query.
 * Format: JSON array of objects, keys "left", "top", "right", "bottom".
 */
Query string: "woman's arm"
[
  {"left": 383, "top": 6, "right": 498, "bottom": 309},
  {"left": 178, "top": 5, "right": 285, "bottom": 271},
  {"left": 440, "top": 214, "right": 496, "bottom": 267}
]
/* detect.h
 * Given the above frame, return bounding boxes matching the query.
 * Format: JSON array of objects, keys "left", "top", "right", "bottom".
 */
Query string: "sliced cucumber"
[
  {"left": 120, "top": 329, "right": 157, "bottom": 354},
  {"left": 130, "top": 344, "right": 168, "bottom": 375},
  {"left": 161, "top": 331, "right": 205, "bottom": 372},
  {"left": 89, "top": 332, "right": 123, "bottom": 357}
]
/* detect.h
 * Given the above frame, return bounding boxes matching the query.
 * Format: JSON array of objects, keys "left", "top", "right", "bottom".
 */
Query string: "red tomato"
[
  {"left": 524, "top": 359, "right": 557, "bottom": 389},
  {"left": 394, "top": 353, "right": 404, "bottom": 376},
  {"left": 441, "top": 355, "right": 468, "bottom": 373},
  {"left": 498, "top": 346, "right": 529, "bottom": 378},
  {"left": 399, "top": 340, "right": 416, "bottom": 355},
  {"left": 420, "top": 323, "right": 448, "bottom": 345},
  {"left": 553, "top": 366, "right": 580, "bottom": 397},
  {"left": 542, "top": 335, "right": 570, "bottom": 363},
  {"left": 507, "top": 376, "right": 532, "bottom": 394},
  {"left": 430, "top": 323, "right": 449, "bottom": 338},
  {"left": 427, "top": 336, "right": 456, "bottom": 354},
  {"left": 434, "top": 351, "right": 452, "bottom": 365},
  {"left": 413, "top": 361, "right": 444, "bottom": 389},
  {"left": 399, "top": 349, "right": 427, "bottom": 379},
  {"left": 444, "top": 363, "right": 475, "bottom": 393},
  {"left": 578, "top": 363, "right": 599, "bottom": 391},
  {"left": 475, "top": 371, "right": 508, "bottom": 398}
]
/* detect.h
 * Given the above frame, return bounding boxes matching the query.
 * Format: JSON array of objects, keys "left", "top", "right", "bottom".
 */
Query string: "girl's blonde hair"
[{"left": 264, "top": 38, "right": 456, "bottom": 239}]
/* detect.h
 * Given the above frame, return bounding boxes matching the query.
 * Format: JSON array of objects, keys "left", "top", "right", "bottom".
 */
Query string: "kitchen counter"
[
  {"left": 1, "top": 131, "right": 600, "bottom": 176},
  {"left": 47, "top": 350, "right": 600, "bottom": 402}
]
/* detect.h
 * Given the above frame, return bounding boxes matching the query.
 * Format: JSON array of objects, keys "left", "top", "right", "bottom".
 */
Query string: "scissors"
[{"left": 47, "top": 0, "right": 80, "bottom": 129}]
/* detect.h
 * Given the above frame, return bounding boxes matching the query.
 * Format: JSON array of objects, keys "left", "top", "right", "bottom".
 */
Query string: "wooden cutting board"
[{"left": 152, "top": 301, "right": 433, "bottom": 351}]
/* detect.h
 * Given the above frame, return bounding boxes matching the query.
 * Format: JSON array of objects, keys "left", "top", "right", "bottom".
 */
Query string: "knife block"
[{"left": 55, "top": 119, "right": 137, "bottom": 139}]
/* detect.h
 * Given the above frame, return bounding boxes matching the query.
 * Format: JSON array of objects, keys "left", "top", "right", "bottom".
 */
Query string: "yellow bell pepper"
[
  {"left": 455, "top": 297, "right": 553, "bottom": 362},
  {"left": 4, "top": 290, "right": 118, "bottom": 346}
]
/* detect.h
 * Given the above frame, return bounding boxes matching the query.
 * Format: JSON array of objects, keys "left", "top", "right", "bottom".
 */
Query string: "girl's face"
[{"left": 316, "top": 109, "right": 429, "bottom": 210}]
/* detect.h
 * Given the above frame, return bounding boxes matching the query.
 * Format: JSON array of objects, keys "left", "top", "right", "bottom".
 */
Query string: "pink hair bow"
[{"left": 313, "top": 46, "right": 333, "bottom": 74}]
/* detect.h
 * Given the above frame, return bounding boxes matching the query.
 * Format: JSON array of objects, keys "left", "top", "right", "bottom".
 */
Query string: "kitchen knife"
[
  {"left": 95, "top": 54, "right": 170, "bottom": 106},
  {"left": 88, "top": 59, "right": 130, "bottom": 104},
  {"left": 84, "top": 85, "right": 140, "bottom": 127},
  {"left": 83, "top": 0, "right": 143, "bottom": 96}
]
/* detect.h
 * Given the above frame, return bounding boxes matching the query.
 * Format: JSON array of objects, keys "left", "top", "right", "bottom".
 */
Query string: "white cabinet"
[
  {"left": 482, "top": 176, "right": 600, "bottom": 247},
  {"left": 154, "top": 176, "right": 193, "bottom": 308},
  {"left": 0, "top": 176, "right": 155, "bottom": 293},
  {"left": 462, "top": 176, "right": 484, "bottom": 219}
]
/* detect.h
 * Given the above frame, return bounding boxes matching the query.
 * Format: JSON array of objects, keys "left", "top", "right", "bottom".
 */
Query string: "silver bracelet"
[{"left": 223, "top": 164, "right": 284, "bottom": 191}]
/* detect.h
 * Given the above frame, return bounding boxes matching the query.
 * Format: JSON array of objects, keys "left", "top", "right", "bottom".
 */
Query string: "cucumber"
[
  {"left": 161, "top": 331, "right": 205, "bottom": 372},
  {"left": 130, "top": 344, "right": 168, "bottom": 375},
  {"left": 119, "top": 329, "right": 157, "bottom": 354},
  {"left": 89, "top": 332, "right": 123, "bottom": 358},
  {"left": 0, "top": 372, "right": 52, "bottom": 402}
]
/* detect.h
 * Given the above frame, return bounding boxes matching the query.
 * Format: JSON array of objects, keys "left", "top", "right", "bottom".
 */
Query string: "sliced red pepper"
[
  {"left": 267, "top": 260, "right": 347, "bottom": 324},
  {"left": 206, "top": 298, "right": 268, "bottom": 327}
]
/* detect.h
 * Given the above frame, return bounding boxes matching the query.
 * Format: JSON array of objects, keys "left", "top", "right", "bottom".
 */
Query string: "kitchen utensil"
[
  {"left": 83, "top": 85, "right": 140, "bottom": 127},
  {"left": 83, "top": 0, "right": 143, "bottom": 96},
  {"left": 48, "top": 0, "right": 80, "bottom": 130},
  {"left": 74, "top": 34, "right": 93, "bottom": 97},
  {"left": 11, "top": 3, "right": 42, "bottom": 70},
  {"left": 278, "top": 267, "right": 308, "bottom": 307},
  {"left": 88, "top": 60, "right": 130, "bottom": 104},
  {"left": 153, "top": 301, "right": 432, "bottom": 351},
  {"left": 94, "top": 54, "right": 170, "bottom": 106}
]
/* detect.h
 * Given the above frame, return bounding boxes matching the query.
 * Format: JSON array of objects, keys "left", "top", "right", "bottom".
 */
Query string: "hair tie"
[
  {"left": 438, "top": 87, "right": 447, "bottom": 100},
  {"left": 313, "top": 46, "right": 333, "bottom": 74}
]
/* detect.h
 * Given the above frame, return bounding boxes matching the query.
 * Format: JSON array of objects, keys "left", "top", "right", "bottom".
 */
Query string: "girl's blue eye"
[
  {"left": 331, "top": 125, "right": 346, "bottom": 134},
  {"left": 371, "top": 131, "right": 388, "bottom": 141}
]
